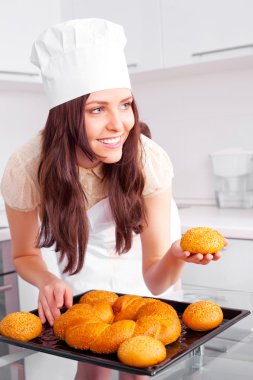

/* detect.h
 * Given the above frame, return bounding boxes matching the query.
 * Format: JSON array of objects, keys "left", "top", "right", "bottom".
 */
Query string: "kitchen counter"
[
  {"left": 178, "top": 205, "right": 253, "bottom": 239},
  {"left": 0, "top": 285, "right": 252, "bottom": 380},
  {"left": 1, "top": 205, "right": 253, "bottom": 242}
]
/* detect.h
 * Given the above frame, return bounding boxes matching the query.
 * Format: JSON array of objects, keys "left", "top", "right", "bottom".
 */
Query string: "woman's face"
[{"left": 80, "top": 88, "right": 135, "bottom": 168}]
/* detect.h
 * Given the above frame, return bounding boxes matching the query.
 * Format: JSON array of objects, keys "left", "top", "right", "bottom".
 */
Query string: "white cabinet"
[
  {"left": 62, "top": 0, "right": 163, "bottom": 73},
  {"left": 161, "top": 0, "right": 253, "bottom": 68},
  {"left": 182, "top": 239, "right": 253, "bottom": 292},
  {"left": 0, "top": 0, "right": 61, "bottom": 77}
]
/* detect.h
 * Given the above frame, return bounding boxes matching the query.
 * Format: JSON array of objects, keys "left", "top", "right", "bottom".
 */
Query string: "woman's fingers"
[
  {"left": 64, "top": 287, "right": 73, "bottom": 309},
  {"left": 39, "top": 294, "right": 57, "bottom": 326},
  {"left": 183, "top": 251, "right": 222, "bottom": 264},
  {"left": 38, "top": 300, "right": 46, "bottom": 324},
  {"left": 53, "top": 284, "right": 66, "bottom": 309},
  {"left": 37, "top": 281, "right": 74, "bottom": 325}
]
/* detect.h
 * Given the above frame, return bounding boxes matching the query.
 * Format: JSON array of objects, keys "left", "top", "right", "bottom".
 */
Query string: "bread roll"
[
  {"left": 90, "top": 320, "right": 136, "bottom": 354},
  {"left": 134, "top": 315, "right": 181, "bottom": 345},
  {"left": 114, "top": 297, "right": 156, "bottom": 322},
  {"left": 0, "top": 312, "right": 42, "bottom": 342},
  {"left": 79, "top": 290, "right": 118, "bottom": 305},
  {"left": 182, "top": 300, "right": 223, "bottom": 331},
  {"left": 54, "top": 313, "right": 100, "bottom": 340},
  {"left": 136, "top": 300, "right": 178, "bottom": 320},
  {"left": 112, "top": 295, "right": 141, "bottom": 316},
  {"left": 118, "top": 336, "right": 166, "bottom": 367},
  {"left": 180, "top": 227, "right": 225, "bottom": 254},
  {"left": 65, "top": 321, "right": 110, "bottom": 350}
]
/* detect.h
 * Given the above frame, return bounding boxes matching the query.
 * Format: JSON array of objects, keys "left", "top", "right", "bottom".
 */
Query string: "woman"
[{"left": 1, "top": 19, "right": 222, "bottom": 380}]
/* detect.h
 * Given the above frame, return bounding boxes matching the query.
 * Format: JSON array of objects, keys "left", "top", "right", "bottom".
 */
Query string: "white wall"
[
  {"left": 131, "top": 64, "right": 253, "bottom": 204},
  {"left": 0, "top": 83, "right": 48, "bottom": 205}
]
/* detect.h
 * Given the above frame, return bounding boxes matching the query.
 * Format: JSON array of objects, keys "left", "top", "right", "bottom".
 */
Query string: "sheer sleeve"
[
  {"left": 1, "top": 151, "right": 40, "bottom": 211},
  {"left": 140, "top": 135, "right": 174, "bottom": 197}
]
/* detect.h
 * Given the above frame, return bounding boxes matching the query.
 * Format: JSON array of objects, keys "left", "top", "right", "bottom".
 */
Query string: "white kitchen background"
[
  {"left": 1, "top": 0, "right": 253, "bottom": 206},
  {"left": 1, "top": 2, "right": 253, "bottom": 378}
]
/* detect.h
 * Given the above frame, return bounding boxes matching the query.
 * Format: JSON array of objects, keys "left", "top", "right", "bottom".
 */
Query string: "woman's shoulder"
[
  {"left": 139, "top": 134, "right": 174, "bottom": 197},
  {"left": 140, "top": 133, "right": 169, "bottom": 156},
  {"left": 1, "top": 133, "right": 42, "bottom": 211},
  {"left": 15, "top": 132, "right": 42, "bottom": 164}
]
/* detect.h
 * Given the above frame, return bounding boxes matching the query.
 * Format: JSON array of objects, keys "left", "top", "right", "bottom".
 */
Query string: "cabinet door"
[
  {"left": 0, "top": 0, "right": 61, "bottom": 75},
  {"left": 67, "top": 0, "right": 163, "bottom": 73},
  {"left": 182, "top": 239, "right": 253, "bottom": 292},
  {"left": 161, "top": 0, "right": 253, "bottom": 68}
]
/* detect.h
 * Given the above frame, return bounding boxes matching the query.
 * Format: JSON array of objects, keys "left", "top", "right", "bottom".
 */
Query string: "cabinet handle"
[
  {"left": 0, "top": 284, "right": 13, "bottom": 292},
  {"left": 0, "top": 70, "right": 39, "bottom": 77},
  {"left": 127, "top": 63, "right": 138, "bottom": 68},
  {"left": 192, "top": 44, "right": 253, "bottom": 57}
]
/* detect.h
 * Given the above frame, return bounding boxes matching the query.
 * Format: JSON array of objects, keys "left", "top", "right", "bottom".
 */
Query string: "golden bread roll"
[
  {"left": 53, "top": 306, "right": 101, "bottom": 340},
  {"left": 58, "top": 290, "right": 184, "bottom": 367},
  {"left": 69, "top": 301, "right": 114, "bottom": 323},
  {"left": 136, "top": 300, "right": 178, "bottom": 320},
  {"left": 65, "top": 321, "right": 110, "bottom": 350},
  {"left": 90, "top": 301, "right": 114, "bottom": 323},
  {"left": 0, "top": 312, "right": 42, "bottom": 342},
  {"left": 90, "top": 320, "right": 136, "bottom": 354},
  {"left": 182, "top": 300, "right": 223, "bottom": 331},
  {"left": 112, "top": 294, "right": 141, "bottom": 316},
  {"left": 79, "top": 290, "right": 118, "bottom": 305},
  {"left": 118, "top": 336, "right": 166, "bottom": 367},
  {"left": 114, "top": 297, "right": 156, "bottom": 322},
  {"left": 180, "top": 227, "right": 225, "bottom": 254},
  {"left": 134, "top": 315, "right": 181, "bottom": 345}
]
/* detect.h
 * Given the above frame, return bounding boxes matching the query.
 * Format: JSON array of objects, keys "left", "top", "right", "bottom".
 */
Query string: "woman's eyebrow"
[{"left": 86, "top": 96, "right": 133, "bottom": 106}]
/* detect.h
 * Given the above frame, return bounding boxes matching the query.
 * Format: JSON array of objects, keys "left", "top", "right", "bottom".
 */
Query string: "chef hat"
[{"left": 30, "top": 18, "right": 131, "bottom": 109}]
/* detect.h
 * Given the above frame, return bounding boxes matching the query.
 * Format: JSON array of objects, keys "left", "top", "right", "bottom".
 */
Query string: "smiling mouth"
[{"left": 97, "top": 136, "right": 121, "bottom": 145}]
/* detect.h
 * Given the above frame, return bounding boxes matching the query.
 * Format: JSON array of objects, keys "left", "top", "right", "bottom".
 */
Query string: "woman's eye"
[
  {"left": 121, "top": 102, "right": 131, "bottom": 110},
  {"left": 91, "top": 107, "right": 102, "bottom": 114}
]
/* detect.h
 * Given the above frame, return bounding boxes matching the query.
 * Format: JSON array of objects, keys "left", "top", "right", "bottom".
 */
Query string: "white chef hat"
[{"left": 30, "top": 18, "right": 131, "bottom": 109}]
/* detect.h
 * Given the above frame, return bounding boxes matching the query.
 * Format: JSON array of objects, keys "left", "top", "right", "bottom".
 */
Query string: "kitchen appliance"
[{"left": 210, "top": 148, "right": 253, "bottom": 208}]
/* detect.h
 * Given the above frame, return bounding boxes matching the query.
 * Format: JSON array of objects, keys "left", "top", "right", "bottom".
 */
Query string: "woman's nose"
[{"left": 106, "top": 111, "right": 124, "bottom": 131}]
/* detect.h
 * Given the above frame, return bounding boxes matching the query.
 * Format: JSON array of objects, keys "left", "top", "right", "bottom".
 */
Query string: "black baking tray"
[{"left": 0, "top": 291, "right": 250, "bottom": 376}]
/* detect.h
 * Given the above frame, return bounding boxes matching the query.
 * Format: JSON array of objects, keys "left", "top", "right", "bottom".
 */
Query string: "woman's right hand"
[{"left": 38, "top": 276, "right": 73, "bottom": 326}]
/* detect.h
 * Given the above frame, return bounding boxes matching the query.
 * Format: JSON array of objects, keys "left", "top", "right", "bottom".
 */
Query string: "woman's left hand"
[{"left": 170, "top": 239, "right": 228, "bottom": 265}]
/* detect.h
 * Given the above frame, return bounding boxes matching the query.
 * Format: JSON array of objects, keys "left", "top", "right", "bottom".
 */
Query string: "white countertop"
[
  {"left": 178, "top": 205, "right": 253, "bottom": 239},
  {"left": 1, "top": 205, "right": 253, "bottom": 242}
]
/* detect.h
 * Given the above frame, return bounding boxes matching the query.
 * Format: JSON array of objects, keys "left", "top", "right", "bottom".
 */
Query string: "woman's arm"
[
  {"left": 141, "top": 188, "right": 222, "bottom": 295},
  {"left": 5, "top": 204, "right": 73, "bottom": 325}
]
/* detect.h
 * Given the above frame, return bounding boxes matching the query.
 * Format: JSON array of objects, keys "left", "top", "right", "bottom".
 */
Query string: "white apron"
[{"left": 59, "top": 197, "right": 182, "bottom": 298}]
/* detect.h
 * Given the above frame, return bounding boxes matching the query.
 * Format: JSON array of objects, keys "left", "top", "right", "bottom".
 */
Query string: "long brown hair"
[{"left": 37, "top": 95, "right": 146, "bottom": 274}]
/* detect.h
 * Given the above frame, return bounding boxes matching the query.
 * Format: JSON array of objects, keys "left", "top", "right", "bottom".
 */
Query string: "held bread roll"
[
  {"left": 0, "top": 312, "right": 42, "bottom": 342},
  {"left": 180, "top": 227, "right": 225, "bottom": 254},
  {"left": 118, "top": 336, "right": 166, "bottom": 368},
  {"left": 182, "top": 300, "right": 223, "bottom": 331}
]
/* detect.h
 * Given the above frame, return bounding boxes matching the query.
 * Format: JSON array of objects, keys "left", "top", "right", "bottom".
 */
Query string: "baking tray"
[{"left": 0, "top": 292, "right": 250, "bottom": 376}]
